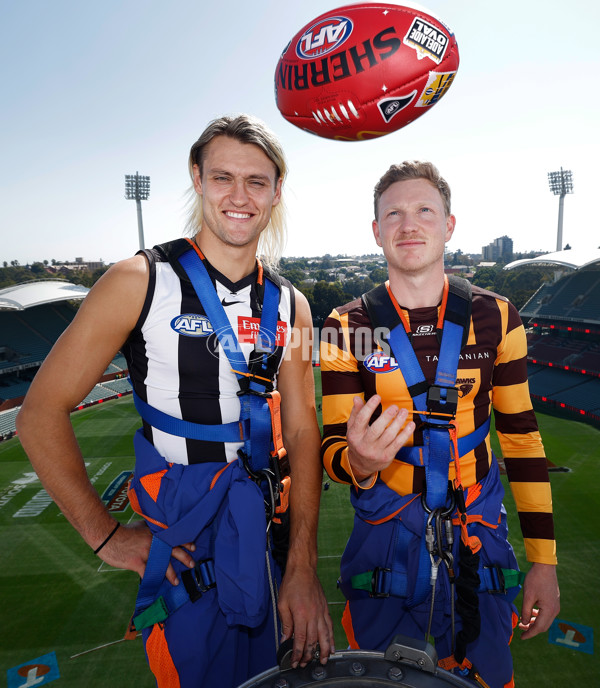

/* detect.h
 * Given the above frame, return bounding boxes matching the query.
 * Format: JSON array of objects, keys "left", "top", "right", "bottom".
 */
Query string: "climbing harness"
[
  {"left": 362, "top": 275, "right": 473, "bottom": 609},
  {"left": 345, "top": 275, "right": 523, "bottom": 669},
  {"left": 131, "top": 240, "right": 290, "bottom": 630}
]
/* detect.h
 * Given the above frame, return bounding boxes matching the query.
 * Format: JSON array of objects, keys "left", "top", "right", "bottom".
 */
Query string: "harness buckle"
[
  {"left": 426, "top": 384, "right": 458, "bottom": 419},
  {"left": 370, "top": 567, "right": 392, "bottom": 598},
  {"left": 181, "top": 558, "right": 216, "bottom": 603},
  {"left": 483, "top": 565, "right": 506, "bottom": 594},
  {"left": 236, "top": 373, "right": 274, "bottom": 397},
  {"left": 238, "top": 449, "right": 280, "bottom": 523}
]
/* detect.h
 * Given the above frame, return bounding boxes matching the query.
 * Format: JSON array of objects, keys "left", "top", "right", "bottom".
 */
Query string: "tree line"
[
  {"left": 1, "top": 256, "right": 554, "bottom": 328},
  {"left": 0, "top": 261, "right": 110, "bottom": 290},
  {"left": 278, "top": 257, "right": 555, "bottom": 328}
]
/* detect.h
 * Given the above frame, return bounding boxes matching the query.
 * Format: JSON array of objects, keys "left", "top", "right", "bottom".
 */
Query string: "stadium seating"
[
  {"left": 101, "top": 378, "right": 133, "bottom": 395},
  {"left": 0, "top": 294, "right": 130, "bottom": 424},
  {"left": 0, "top": 408, "right": 19, "bottom": 439},
  {"left": 521, "top": 270, "right": 600, "bottom": 324}
]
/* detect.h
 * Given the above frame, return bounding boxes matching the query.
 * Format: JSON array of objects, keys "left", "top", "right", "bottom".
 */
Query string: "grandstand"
[
  {"left": 2, "top": 251, "right": 599, "bottom": 440},
  {"left": 0, "top": 280, "right": 131, "bottom": 440},
  {"left": 506, "top": 248, "right": 600, "bottom": 425}
]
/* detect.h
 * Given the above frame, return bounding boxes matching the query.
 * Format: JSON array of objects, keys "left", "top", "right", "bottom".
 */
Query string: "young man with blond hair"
[{"left": 18, "top": 114, "right": 333, "bottom": 688}]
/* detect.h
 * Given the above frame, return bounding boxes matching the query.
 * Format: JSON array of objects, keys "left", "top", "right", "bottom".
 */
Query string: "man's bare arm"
[
  {"left": 276, "top": 289, "right": 334, "bottom": 667},
  {"left": 16, "top": 256, "right": 194, "bottom": 581}
]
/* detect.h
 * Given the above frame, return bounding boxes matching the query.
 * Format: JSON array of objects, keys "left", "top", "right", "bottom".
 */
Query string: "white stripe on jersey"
[
  {"left": 143, "top": 263, "right": 189, "bottom": 463},
  {"left": 139, "top": 261, "right": 293, "bottom": 465}
]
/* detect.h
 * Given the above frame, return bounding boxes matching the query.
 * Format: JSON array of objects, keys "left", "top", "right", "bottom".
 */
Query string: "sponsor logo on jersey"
[
  {"left": 170, "top": 314, "right": 214, "bottom": 337},
  {"left": 413, "top": 324, "right": 435, "bottom": 337},
  {"left": 457, "top": 377, "right": 476, "bottom": 397},
  {"left": 416, "top": 71, "right": 456, "bottom": 107},
  {"left": 296, "top": 16, "right": 353, "bottom": 59},
  {"left": 364, "top": 351, "right": 399, "bottom": 373},
  {"left": 403, "top": 17, "right": 449, "bottom": 64},
  {"left": 238, "top": 317, "right": 287, "bottom": 347},
  {"left": 377, "top": 93, "right": 416, "bottom": 123},
  {"left": 221, "top": 297, "right": 243, "bottom": 307}
]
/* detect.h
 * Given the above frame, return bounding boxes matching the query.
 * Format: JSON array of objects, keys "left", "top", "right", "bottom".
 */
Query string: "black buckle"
[
  {"left": 238, "top": 449, "right": 280, "bottom": 522},
  {"left": 371, "top": 567, "right": 391, "bottom": 598},
  {"left": 426, "top": 384, "right": 458, "bottom": 419},
  {"left": 484, "top": 565, "right": 506, "bottom": 594},
  {"left": 181, "top": 559, "right": 216, "bottom": 603},
  {"left": 236, "top": 373, "right": 274, "bottom": 397}
]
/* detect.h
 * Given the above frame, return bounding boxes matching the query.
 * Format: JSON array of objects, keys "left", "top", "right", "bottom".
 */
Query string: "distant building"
[
  {"left": 444, "top": 265, "right": 473, "bottom": 277},
  {"left": 482, "top": 235, "right": 513, "bottom": 262}
]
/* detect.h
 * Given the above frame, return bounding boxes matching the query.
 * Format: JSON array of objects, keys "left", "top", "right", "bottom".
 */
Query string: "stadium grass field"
[{"left": 1, "top": 375, "right": 598, "bottom": 686}]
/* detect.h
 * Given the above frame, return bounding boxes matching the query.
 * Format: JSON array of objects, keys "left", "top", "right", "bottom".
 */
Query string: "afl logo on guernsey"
[
  {"left": 364, "top": 351, "right": 399, "bottom": 373},
  {"left": 170, "top": 314, "right": 214, "bottom": 337}
]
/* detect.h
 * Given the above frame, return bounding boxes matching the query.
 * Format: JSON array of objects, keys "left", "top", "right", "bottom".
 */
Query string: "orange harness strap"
[
  {"left": 438, "top": 656, "right": 493, "bottom": 688},
  {"left": 267, "top": 390, "right": 286, "bottom": 463},
  {"left": 451, "top": 424, "right": 482, "bottom": 554}
]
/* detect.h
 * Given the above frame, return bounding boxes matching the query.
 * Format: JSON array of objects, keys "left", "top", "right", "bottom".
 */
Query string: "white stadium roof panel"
[
  {"left": 505, "top": 248, "right": 600, "bottom": 271},
  {"left": 0, "top": 280, "right": 89, "bottom": 311}
]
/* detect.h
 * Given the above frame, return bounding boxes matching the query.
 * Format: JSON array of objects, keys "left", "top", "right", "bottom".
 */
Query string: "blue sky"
[{"left": 1, "top": 0, "right": 598, "bottom": 265}]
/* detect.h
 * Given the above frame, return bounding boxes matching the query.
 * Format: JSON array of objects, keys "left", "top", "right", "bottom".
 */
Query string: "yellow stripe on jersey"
[
  {"left": 322, "top": 393, "right": 360, "bottom": 425},
  {"left": 497, "top": 430, "right": 546, "bottom": 458},
  {"left": 523, "top": 537, "right": 557, "bottom": 565},
  {"left": 500, "top": 324, "right": 528, "bottom": 361},
  {"left": 496, "top": 298, "right": 509, "bottom": 348},
  {"left": 510, "top": 481, "right": 553, "bottom": 513},
  {"left": 320, "top": 342, "right": 357, "bottom": 370},
  {"left": 493, "top": 381, "right": 534, "bottom": 414}
]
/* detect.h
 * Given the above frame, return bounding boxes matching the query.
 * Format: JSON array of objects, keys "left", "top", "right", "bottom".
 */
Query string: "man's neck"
[
  {"left": 388, "top": 270, "right": 446, "bottom": 309},
  {"left": 194, "top": 232, "right": 259, "bottom": 283}
]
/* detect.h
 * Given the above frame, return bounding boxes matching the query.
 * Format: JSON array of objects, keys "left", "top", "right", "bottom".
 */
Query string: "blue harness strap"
[
  {"left": 178, "top": 247, "right": 280, "bottom": 472},
  {"left": 131, "top": 388, "right": 250, "bottom": 442},
  {"left": 339, "top": 562, "right": 523, "bottom": 602},
  {"left": 131, "top": 247, "right": 284, "bottom": 628},
  {"left": 362, "top": 277, "right": 473, "bottom": 607}
]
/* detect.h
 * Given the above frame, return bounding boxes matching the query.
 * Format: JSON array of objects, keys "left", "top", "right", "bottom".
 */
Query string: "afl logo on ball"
[
  {"left": 364, "top": 351, "right": 399, "bottom": 373},
  {"left": 296, "top": 16, "right": 353, "bottom": 59},
  {"left": 378, "top": 93, "right": 417, "bottom": 123},
  {"left": 170, "top": 314, "right": 214, "bottom": 337}
]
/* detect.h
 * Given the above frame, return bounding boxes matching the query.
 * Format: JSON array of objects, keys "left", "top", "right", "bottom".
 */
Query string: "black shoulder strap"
[
  {"left": 361, "top": 277, "right": 472, "bottom": 351},
  {"left": 445, "top": 275, "right": 472, "bottom": 350},
  {"left": 361, "top": 283, "right": 398, "bottom": 350}
]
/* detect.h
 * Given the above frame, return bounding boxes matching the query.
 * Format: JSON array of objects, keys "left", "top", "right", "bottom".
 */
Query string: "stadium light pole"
[
  {"left": 125, "top": 172, "right": 151, "bottom": 250},
  {"left": 547, "top": 167, "right": 573, "bottom": 252}
]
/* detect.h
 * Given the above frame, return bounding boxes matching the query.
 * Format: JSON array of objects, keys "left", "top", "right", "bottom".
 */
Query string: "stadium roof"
[
  {"left": 0, "top": 280, "right": 89, "bottom": 311},
  {"left": 504, "top": 247, "right": 600, "bottom": 271}
]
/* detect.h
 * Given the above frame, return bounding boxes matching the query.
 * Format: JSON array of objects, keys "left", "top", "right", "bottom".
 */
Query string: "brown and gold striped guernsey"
[{"left": 320, "top": 283, "right": 556, "bottom": 565}]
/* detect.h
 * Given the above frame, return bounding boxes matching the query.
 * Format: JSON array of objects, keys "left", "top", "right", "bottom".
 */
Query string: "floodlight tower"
[
  {"left": 125, "top": 172, "right": 151, "bottom": 250},
  {"left": 547, "top": 167, "right": 573, "bottom": 252}
]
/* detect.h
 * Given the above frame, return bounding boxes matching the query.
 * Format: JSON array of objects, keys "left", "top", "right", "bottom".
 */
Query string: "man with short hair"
[
  {"left": 18, "top": 114, "right": 333, "bottom": 688},
  {"left": 320, "top": 161, "right": 559, "bottom": 687}
]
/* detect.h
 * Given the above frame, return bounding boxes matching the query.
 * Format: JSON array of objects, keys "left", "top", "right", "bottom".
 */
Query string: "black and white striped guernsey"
[{"left": 122, "top": 239, "right": 295, "bottom": 465}]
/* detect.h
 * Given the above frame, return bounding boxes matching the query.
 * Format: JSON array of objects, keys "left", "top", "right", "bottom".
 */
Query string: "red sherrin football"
[{"left": 274, "top": 3, "right": 459, "bottom": 141}]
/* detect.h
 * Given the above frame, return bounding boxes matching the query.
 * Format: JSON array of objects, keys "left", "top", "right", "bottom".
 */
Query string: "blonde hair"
[{"left": 184, "top": 114, "right": 287, "bottom": 268}]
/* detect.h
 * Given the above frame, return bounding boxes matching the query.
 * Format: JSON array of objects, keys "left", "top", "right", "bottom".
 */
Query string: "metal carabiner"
[
  {"left": 421, "top": 481, "right": 456, "bottom": 518},
  {"left": 425, "top": 508, "right": 439, "bottom": 555}
]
